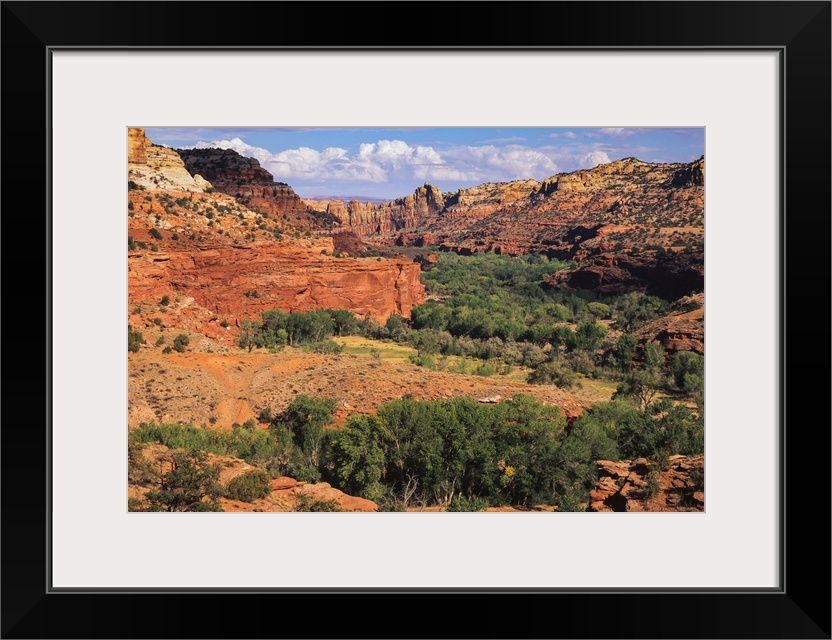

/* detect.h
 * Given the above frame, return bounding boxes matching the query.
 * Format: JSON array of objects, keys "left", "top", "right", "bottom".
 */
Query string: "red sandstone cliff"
[
  {"left": 128, "top": 130, "right": 426, "bottom": 336},
  {"left": 128, "top": 237, "right": 423, "bottom": 324}
]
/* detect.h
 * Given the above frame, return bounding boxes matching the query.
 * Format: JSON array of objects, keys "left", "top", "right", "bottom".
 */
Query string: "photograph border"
[{"left": 3, "top": 1, "right": 829, "bottom": 638}]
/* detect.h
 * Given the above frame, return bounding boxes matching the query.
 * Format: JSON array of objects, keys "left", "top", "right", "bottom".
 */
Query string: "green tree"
[
  {"left": 490, "top": 394, "right": 565, "bottom": 506},
  {"left": 613, "top": 292, "right": 666, "bottom": 332},
  {"left": 643, "top": 342, "right": 665, "bottom": 372},
  {"left": 272, "top": 395, "right": 337, "bottom": 476},
  {"left": 238, "top": 319, "right": 261, "bottom": 352},
  {"left": 616, "top": 333, "right": 638, "bottom": 371},
  {"left": 145, "top": 450, "right": 224, "bottom": 512},
  {"left": 330, "top": 309, "right": 358, "bottom": 336},
  {"left": 328, "top": 414, "right": 388, "bottom": 500},
  {"left": 670, "top": 351, "right": 704, "bottom": 395},
  {"left": 446, "top": 495, "right": 489, "bottom": 512},
  {"left": 527, "top": 361, "right": 580, "bottom": 389},
  {"left": 385, "top": 314, "right": 407, "bottom": 339},
  {"left": 614, "top": 370, "right": 661, "bottom": 410},
  {"left": 574, "top": 322, "right": 608, "bottom": 353}
]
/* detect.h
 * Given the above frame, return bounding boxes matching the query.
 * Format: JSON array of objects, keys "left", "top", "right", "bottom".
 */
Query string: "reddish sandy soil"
[{"left": 128, "top": 348, "right": 588, "bottom": 431}]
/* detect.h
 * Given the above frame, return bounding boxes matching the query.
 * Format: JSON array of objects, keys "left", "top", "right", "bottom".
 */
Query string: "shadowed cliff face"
[
  {"left": 177, "top": 147, "right": 340, "bottom": 231},
  {"left": 543, "top": 247, "right": 704, "bottom": 300}
]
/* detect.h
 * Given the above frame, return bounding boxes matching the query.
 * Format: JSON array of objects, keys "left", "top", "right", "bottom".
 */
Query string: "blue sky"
[{"left": 146, "top": 127, "right": 704, "bottom": 199}]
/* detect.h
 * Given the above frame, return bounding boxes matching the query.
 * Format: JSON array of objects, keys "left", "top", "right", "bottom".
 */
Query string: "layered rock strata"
[{"left": 128, "top": 237, "right": 424, "bottom": 323}]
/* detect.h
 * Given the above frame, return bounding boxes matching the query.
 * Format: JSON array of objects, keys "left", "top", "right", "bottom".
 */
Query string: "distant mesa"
[{"left": 303, "top": 194, "right": 392, "bottom": 206}]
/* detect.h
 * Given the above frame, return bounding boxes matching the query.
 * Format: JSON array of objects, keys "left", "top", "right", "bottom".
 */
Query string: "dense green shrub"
[
  {"left": 128, "top": 328, "right": 145, "bottom": 353},
  {"left": 302, "top": 340, "right": 343, "bottom": 355},
  {"left": 527, "top": 361, "right": 581, "bottom": 389},
  {"left": 225, "top": 469, "right": 272, "bottom": 502},
  {"left": 446, "top": 495, "right": 489, "bottom": 512},
  {"left": 172, "top": 334, "right": 190, "bottom": 353}
]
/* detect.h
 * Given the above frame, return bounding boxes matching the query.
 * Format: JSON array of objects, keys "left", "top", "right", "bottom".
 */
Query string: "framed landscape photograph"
[
  {"left": 125, "top": 124, "right": 705, "bottom": 517},
  {"left": 3, "top": 1, "right": 830, "bottom": 638}
]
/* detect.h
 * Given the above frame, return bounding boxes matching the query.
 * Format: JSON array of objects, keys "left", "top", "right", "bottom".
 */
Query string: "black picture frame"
[{"left": 2, "top": 2, "right": 829, "bottom": 638}]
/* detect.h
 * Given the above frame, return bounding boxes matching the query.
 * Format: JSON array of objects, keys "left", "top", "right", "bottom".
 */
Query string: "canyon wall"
[
  {"left": 128, "top": 131, "right": 426, "bottom": 329},
  {"left": 128, "top": 238, "right": 424, "bottom": 323}
]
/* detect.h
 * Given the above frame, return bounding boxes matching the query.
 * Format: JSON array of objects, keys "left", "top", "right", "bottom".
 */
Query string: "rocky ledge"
[{"left": 589, "top": 455, "right": 704, "bottom": 512}]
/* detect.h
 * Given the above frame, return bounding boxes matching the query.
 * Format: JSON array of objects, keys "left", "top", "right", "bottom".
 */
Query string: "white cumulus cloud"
[
  {"left": 187, "top": 138, "right": 563, "bottom": 188},
  {"left": 579, "top": 150, "right": 612, "bottom": 167},
  {"left": 441, "top": 145, "right": 560, "bottom": 182}
]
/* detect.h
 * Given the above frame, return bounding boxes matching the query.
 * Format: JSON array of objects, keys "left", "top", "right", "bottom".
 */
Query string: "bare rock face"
[
  {"left": 128, "top": 128, "right": 212, "bottom": 192},
  {"left": 128, "top": 238, "right": 424, "bottom": 323},
  {"left": 177, "top": 148, "right": 337, "bottom": 230},
  {"left": 636, "top": 293, "right": 704, "bottom": 355},
  {"left": 588, "top": 455, "right": 704, "bottom": 512},
  {"left": 127, "top": 127, "right": 148, "bottom": 164},
  {"left": 328, "top": 183, "right": 445, "bottom": 235}
]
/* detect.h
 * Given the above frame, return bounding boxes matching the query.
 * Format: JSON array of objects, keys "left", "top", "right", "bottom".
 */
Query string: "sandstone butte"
[{"left": 128, "top": 128, "right": 424, "bottom": 337}]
